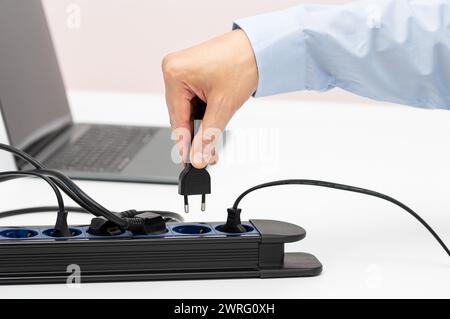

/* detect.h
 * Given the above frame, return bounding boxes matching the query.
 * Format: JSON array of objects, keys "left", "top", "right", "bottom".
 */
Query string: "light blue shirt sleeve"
[{"left": 233, "top": 0, "right": 450, "bottom": 109}]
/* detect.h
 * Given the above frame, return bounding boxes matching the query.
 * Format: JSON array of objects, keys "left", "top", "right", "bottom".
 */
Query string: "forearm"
[{"left": 234, "top": 0, "right": 450, "bottom": 109}]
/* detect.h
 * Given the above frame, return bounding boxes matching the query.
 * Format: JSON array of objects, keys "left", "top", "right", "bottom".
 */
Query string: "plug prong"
[
  {"left": 201, "top": 194, "right": 206, "bottom": 211},
  {"left": 184, "top": 195, "right": 189, "bottom": 213}
]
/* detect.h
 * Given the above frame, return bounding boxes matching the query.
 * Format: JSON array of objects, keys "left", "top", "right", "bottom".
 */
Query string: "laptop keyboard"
[{"left": 44, "top": 125, "right": 156, "bottom": 173}]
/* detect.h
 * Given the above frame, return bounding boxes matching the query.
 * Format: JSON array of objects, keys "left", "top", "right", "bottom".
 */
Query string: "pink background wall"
[{"left": 42, "top": 0, "right": 373, "bottom": 103}]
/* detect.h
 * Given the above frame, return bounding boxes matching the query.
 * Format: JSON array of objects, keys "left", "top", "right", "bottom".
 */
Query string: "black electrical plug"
[
  {"left": 124, "top": 212, "right": 167, "bottom": 235},
  {"left": 179, "top": 164, "right": 211, "bottom": 212},
  {"left": 89, "top": 211, "right": 167, "bottom": 236},
  {"left": 52, "top": 210, "right": 72, "bottom": 237},
  {"left": 88, "top": 217, "right": 124, "bottom": 236},
  {"left": 178, "top": 97, "right": 211, "bottom": 213},
  {"left": 222, "top": 208, "right": 247, "bottom": 233}
]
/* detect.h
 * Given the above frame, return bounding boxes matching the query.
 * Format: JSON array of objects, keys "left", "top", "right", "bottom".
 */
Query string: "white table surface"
[{"left": 0, "top": 91, "right": 448, "bottom": 299}]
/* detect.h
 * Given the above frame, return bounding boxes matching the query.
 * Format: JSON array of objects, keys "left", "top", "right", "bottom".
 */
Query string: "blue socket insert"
[
  {"left": 0, "top": 228, "right": 40, "bottom": 240},
  {"left": 82, "top": 226, "right": 133, "bottom": 239},
  {"left": 42, "top": 228, "right": 84, "bottom": 239},
  {"left": 171, "top": 224, "right": 213, "bottom": 235},
  {"left": 213, "top": 223, "right": 259, "bottom": 236}
]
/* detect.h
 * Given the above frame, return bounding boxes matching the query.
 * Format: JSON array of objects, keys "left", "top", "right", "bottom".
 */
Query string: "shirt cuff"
[{"left": 233, "top": 8, "right": 309, "bottom": 97}]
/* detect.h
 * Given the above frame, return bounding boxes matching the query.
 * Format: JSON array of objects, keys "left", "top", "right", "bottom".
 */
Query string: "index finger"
[{"left": 164, "top": 85, "right": 194, "bottom": 163}]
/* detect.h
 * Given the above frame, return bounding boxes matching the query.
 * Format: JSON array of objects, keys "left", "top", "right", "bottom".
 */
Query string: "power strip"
[{"left": 0, "top": 220, "right": 321, "bottom": 285}]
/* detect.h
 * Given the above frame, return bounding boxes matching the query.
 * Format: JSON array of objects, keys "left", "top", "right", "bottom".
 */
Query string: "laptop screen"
[{"left": 0, "top": 0, "right": 72, "bottom": 150}]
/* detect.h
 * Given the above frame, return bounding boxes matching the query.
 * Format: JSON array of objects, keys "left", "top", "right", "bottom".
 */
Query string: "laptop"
[{"left": 0, "top": 0, "right": 179, "bottom": 184}]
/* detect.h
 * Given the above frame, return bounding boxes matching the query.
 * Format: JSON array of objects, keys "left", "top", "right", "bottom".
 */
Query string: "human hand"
[{"left": 162, "top": 29, "right": 258, "bottom": 168}]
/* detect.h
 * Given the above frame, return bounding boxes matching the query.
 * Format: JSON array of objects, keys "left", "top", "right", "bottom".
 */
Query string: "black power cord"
[
  {"left": 0, "top": 144, "right": 123, "bottom": 224},
  {"left": 34, "top": 168, "right": 127, "bottom": 226},
  {"left": 0, "top": 171, "right": 71, "bottom": 236},
  {"left": 225, "top": 179, "right": 450, "bottom": 258},
  {"left": 0, "top": 206, "right": 183, "bottom": 223},
  {"left": 0, "top": 143, "right": 184, "bottom": 235},
  {"left": 0, "top": 206, "right": 86, "bottom": 218},
  {"left": 0, "top": 172, "right": 64, "bottom": 212}
]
